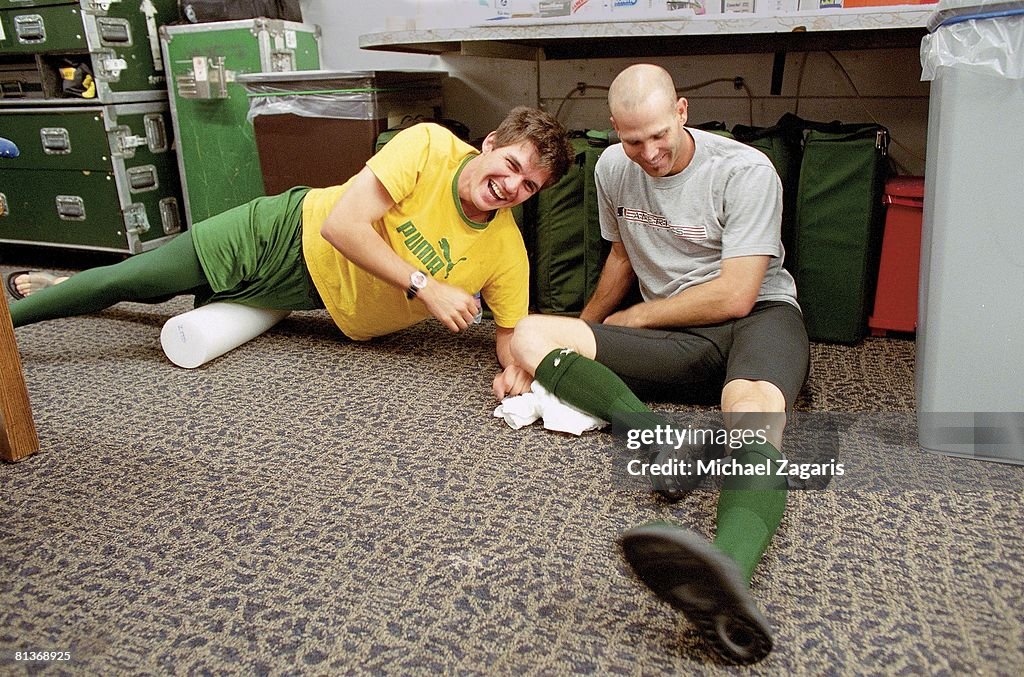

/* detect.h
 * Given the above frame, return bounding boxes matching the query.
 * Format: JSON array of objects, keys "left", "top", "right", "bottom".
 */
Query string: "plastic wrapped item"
[
  {"left": 237, "top": 69, "right": 444, "bottom": 194},
  {"left": 238, "top": 69, "right": 444, "bottom": 122},
  {"left": 920, "top": 0, "right": 1024, "bottom": 80},
  {"left": 245, "top": 88, "right": 384, "bottom": 122}
]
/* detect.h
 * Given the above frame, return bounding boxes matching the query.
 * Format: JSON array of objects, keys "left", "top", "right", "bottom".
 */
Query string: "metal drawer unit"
[
  {"left": 0, "top": 0, "right": 179, "bottom": 104},
  {"left": 0, "top": 101, "right": 184, "bottom": 253},
  {"left": 0, "top": 0, "right": 184, "bottom": 253},
  {"left": 160, "top": 19, "right": 321, "bottom": 227}
]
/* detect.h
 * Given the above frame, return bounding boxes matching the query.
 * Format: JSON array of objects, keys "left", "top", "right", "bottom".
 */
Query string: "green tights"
[{"left": 10, "top": 232, "right": 211, "bottom": 328}]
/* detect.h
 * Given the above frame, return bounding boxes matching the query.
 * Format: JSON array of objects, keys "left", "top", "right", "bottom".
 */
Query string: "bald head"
[
  {"left": 606, "top": 64, "right": 693, "bottom": 177},
  {"left": 608, "top": 64, "right": 678, "bottom": 118}
]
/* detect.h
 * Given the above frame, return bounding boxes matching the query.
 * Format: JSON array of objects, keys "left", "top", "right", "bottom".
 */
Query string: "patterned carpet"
[{"left": 2, "top": 263, "right": 1023, "bottom": 675}]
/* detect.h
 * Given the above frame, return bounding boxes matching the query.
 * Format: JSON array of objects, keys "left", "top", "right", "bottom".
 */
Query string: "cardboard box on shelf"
[
  {"left": 723, "top": 0, "right": 755, "bottom": 11},
  {"left": 755, "top": 0, "right": 799, "bottom": 12},
  {"left": 798, "top": 0, "right": 843, "bottom": 9},
  {"left": 570, "top": 0, "right": 611, "bottom": 16},
  {"left": 843, "top": 0, "right": 936, "bottom": 7},
  {"left": 539, "top": 0, "right": 572, "bottom": 15},
  {"left": 494, "top": 0, "right": 541, "bottom": 17},
  {"left": 666, "top": 0, "right": 723, "bottom": 15}
]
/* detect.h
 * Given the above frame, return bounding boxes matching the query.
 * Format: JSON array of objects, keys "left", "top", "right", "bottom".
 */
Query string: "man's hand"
[
  {"left": 417, "top": 280, "right": 479, "bottom": 332},
  {"left": 601, "top": 255, "right": 770, "bottom": 330},
  {"left": 493, "top": 365, "right": 533, "bottom": 400},
  {"left": 603, "top": 302, "right": 650, "bottom": 328}
]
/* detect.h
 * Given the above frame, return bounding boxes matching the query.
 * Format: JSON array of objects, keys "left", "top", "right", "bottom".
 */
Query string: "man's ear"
[
  {"left": 609, "top": 115, "right": 618, "bottom": 133},
  {"left": 676, "top": 97, "right": 689, "bottom": 125},
  {"left": 481, "top": 131, "right": 497, "bottom": 152}
]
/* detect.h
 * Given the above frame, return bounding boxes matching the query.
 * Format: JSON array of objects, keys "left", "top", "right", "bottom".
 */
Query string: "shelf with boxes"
[
  {"left": 360, "top": 5, "right": 931, "bottom": 58},
  {"left": 0, "top": 0, "right": 184, "bottom": 254}
]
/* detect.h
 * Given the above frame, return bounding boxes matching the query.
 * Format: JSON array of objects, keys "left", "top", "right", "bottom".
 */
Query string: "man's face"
[
  {"left": 612, "top": 96, "right": 690, "bottom": 177},
  {"left": 466, "top": 136, "right": 551, "bottom": 213}
]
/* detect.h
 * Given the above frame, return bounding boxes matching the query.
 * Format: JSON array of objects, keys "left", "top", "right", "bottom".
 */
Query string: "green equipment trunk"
[
  {"left": 0, "top": 101, "right": 184, "bottom": 253},
  {"left": 159, "top": 19, "right": 321, "bottom": 227},
  {"left": 0, "top": 0, "right": 179, "bottom": 103}
]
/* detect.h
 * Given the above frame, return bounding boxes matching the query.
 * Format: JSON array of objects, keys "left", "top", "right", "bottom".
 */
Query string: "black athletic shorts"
[{"left": 588, "top": 301, "right": 809, "bottom": 409}]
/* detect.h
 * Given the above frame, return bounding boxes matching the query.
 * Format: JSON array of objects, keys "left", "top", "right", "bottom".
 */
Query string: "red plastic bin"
[{"left": 869, "top": 176, "right": 925, "bottom": 334}]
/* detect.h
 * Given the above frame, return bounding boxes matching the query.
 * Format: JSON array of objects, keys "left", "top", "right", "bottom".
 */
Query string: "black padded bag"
[{"left": 179, "top": 1, "right": 302, "bottom": 23}]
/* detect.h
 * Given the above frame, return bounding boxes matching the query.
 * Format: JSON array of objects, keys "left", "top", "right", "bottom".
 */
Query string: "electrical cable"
[
  {"left": 793, "top": 51, "right": 809, "bottom": 117},
  {"left": 552, "top": 82, "right": 608, "bottom": 121},
  {"left": 552, "top": 78, "right": 753, "bottom": 124},
  {"left": 823, "top": 50, "right": 925, "bottom": 170}
]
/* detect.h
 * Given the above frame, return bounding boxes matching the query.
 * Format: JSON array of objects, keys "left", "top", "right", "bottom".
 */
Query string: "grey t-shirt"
[{"left": 595, "top": 127, "right": 799, "bottom": 310}]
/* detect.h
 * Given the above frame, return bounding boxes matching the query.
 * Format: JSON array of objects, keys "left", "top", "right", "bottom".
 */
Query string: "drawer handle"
[
  {"left": 56, "top": 195, "right": 86, "bottom": 221},
  {"left": 144, "top": 114, "right": 168, "bottom": 153},
  {"left": 14, "top": 15, "right": 46, "bottom": 44},
  {"left": 40, "top": 128, "right": 71, "bottom": 155},
  {"left": 160, "top": 198, "right": 182, "bottom": 234},
  {"left": 97, "top": 17, "right": 132, "bottom": 45},
  {"left": 127, "top": 165, "right": 158, "bottom": 192}
]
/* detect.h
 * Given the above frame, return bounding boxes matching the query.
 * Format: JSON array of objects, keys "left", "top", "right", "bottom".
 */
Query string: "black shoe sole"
[{"left": 619, "top": 523, "right": 774, "bottom": 665}]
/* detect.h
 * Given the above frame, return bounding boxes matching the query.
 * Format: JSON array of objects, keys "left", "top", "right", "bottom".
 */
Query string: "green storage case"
[
  {"left": 0, "top": 101, "right": 184, "bottom": 253},
  {"left": 0, "top": 0, "right": 179, "bottom": 103},
  {"left": 731, "top": 114, "right": 805, "bottom": 280},
  {"left": 795, "top": 123, "right": 890, "bottom": 344},
  {"left": 519, "top": 131, "right": 610, "bottom": 315},
  {"left": 159, "top": 19, "right": 321, "bottom": 228}
]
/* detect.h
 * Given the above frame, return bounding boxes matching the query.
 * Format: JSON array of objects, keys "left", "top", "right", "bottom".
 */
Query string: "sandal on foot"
[
  {"left": 619, "top": 523, "right": 774, "bottom": 665},
  {"left": 4, "top": 270, "right": 66, "bottom": 300}
]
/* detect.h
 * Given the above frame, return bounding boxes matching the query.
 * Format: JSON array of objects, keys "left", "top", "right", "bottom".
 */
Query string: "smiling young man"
[
  {"left": 7, "top": 107, "right": 573, "bottom": 372},
  {"left": 496, "top": 65, "right": 809, "bottom": 664}
]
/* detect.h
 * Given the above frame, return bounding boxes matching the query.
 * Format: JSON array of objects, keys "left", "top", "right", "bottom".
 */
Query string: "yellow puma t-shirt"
[{"left": 301, "top": 123, "right": 530, "bottom": 341}]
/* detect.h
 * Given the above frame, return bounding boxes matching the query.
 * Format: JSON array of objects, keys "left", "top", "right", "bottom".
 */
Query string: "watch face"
[{"left": 411, "top": 271, "right": 428, "bottom": 289}]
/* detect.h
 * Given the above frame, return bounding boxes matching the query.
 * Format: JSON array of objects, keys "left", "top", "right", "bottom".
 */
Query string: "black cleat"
[
  {"left": 610, "top": 413, "right": 725, "bottom": 501},
  {"left": 646, "top": 434, "right": 725, "bottom": 502},
  {"left": 619, "top": 523, "right": 774, "bottom": 665}
]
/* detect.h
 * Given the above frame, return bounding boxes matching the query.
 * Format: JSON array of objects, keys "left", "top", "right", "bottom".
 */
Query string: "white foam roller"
[{"left": 160, "top": 303, "right": 290, "bottom": 369}]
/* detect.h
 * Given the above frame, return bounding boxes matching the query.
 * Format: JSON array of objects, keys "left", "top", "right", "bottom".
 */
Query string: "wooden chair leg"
[{"left": 0, "top": 293, "right": 39, "bottom": 462}]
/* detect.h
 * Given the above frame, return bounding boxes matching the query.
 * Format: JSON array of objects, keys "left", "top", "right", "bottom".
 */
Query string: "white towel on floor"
[{"left": 493, "top": 382, "right": 607, "bottom": 435}]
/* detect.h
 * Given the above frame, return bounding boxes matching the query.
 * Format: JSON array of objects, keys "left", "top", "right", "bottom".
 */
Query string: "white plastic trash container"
[{"left": 916, "top": 0, "right": 1024, "bottom": 464}]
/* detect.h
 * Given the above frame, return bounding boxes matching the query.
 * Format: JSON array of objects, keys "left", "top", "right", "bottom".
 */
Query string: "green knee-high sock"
[
  {"left": 534, "top": 348, "right": 660, "bottom": 427},
  {"left": 713, "top": 440, "right": 788, "bottom": 586}
]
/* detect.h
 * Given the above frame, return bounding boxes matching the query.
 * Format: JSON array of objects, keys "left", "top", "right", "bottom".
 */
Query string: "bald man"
[{"left": 493, "top": 64, "right": 809, "bottom": 664}]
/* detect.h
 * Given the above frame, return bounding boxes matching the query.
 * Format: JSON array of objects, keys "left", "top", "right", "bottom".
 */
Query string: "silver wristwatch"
[{"left": 406, "top": 270, "right": 428, "bottom": 299}]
